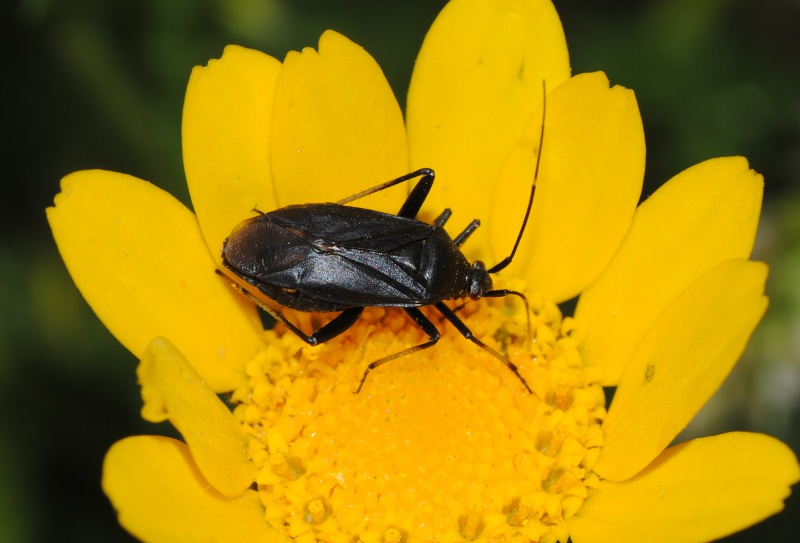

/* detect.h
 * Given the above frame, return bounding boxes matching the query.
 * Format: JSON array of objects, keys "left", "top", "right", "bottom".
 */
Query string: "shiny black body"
[
  {"left": 221, "top": 162, "right": 540, "bottom": 394},
  {"left": 222, "top": 203, "right": 472, "bottom": 312}
]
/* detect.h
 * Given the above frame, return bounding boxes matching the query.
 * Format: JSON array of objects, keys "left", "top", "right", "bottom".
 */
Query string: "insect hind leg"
[
  {"left": 435, "top": 302, "right": 532, "bottom": 394},
  {"left": 263, "top": 302, "right": 364, "bottom": 346},
  {"left": 217, "top": 270, "right": 363, "bottom": 345},
  {"left": 355, "top": 307, "right": 440, "bottom": 393},
  {"left": 335, "top": 169, "right": 435, "bottom": 218},
  {"left": 397, "top": 168, "right": 436, "bottom": 219}
]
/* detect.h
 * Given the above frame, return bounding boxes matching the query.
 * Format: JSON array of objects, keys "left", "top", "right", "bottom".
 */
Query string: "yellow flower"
[{"left": 47, "top": 0, "right": 798, "bottom": 542}]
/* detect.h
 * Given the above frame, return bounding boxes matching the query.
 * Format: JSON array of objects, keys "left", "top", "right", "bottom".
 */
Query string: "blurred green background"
[{"left": 2, "top": 0, "right": 799, "bottom": 541}]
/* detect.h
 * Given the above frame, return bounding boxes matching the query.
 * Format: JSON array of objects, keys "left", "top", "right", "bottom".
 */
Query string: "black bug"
[{"left": 220, "top": 92, "right": 547, "bottom": 394}]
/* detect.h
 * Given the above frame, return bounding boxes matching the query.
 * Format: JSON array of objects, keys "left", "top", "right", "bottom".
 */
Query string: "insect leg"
[
  {"left": 217, "top": 270, "right": 364, "bottom": 345},
  {"left": 433, "top": 208, "right": 452, "bottom": 227},
  {"left": 261, "top": 300, "right": 364, "bottom": 346},
  {"left": 483, "top": 289, "right": 532, "bottom": 345},
  {"left": 397, "top": 169, "right": 436, "bottom": 218},
  {"left": 302, "top": 307, "right": 365, "bottom": 344},
  {"left": 435, "top": 302, "right": 532, "bottom": 394},
  {"left": 355, "top": 307, "right": 440, "bottom": 393},
  {"left": 452, "top": 219, "right": 481, "bottom": 247},
  {"left": 336, "top": 168, "right": 434, "bottom": 207}
]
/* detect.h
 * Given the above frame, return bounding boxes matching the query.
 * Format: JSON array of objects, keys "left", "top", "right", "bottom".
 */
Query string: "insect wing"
[
  {"left": 270, "top": 204, "right": 433, "bottom": 253},
  {"left": 224, "top": 204, "right": 451, "bottom": 309}
]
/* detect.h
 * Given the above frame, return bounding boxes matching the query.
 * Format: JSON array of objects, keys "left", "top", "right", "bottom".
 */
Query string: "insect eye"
[{"left": 468, "top": 261, "right": 491, "bottom": 300}]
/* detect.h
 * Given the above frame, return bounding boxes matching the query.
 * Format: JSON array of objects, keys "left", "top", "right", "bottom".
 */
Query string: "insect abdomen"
[{"left": 222, "top": 207, "right": 473, "bottom": 311}]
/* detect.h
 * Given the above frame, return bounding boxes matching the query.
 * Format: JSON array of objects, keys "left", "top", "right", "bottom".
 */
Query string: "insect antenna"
[
  {"left": 487, "top": 81, "right": 547, "bottom": 275},
  {"left": 481, "top": 81, "right": 547, "bottom": 349}
]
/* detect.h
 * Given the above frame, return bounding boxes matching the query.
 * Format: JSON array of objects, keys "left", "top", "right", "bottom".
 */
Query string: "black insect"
[{"left": 220, "top": 94, "right": 546, "bottom": 394}]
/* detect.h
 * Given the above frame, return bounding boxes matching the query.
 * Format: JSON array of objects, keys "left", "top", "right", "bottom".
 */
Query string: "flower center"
[{"left": 233, "top": 292, "right": 605, "bottom": 543}]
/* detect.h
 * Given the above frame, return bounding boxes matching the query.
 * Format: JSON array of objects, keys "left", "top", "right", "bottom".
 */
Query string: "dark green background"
[{"left": 2, "top": 0, "right": 799, "bottom": 541}]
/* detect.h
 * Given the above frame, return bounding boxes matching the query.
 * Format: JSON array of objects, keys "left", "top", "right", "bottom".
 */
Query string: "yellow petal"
[
  {"left": 46, "top": 170, "right": 264, "bottom": 392},
  {"left": 490, "top": 72, "right": 644, "bottom": 301},
  {"left": 568, "top": 432, "right": 800, "bottom": 543},
  {"left": 595, "top": 260, "right": 768, "bottom": 480},
  {"left": 406, "top": 0, "right": 571, "bottom": 260},
  {"left": 575, "top": 157, "right": 763, "bottom": 384},
  {"left": 103, "top": 436, "right": 285, "bottom": 543},
  {"left": 182, "top": 45, "right": 282, "bottom": 261},
  {"left": 270, "top": 30, "right": 409, "bottom": 212},
  {"left": 138, "top": 337, "right": 253, "bottom": 497}
]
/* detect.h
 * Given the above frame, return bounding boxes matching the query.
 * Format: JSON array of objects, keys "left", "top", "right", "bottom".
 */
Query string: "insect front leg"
[
  {"left": 355, "top": 307, "right": 441, "bottom": 393},
  {"left": 483, "top": 289, "right": 532, "bottom": 345},
  {"left": 452, "top": 219, "right": 481, "bottom": 247},
  {"left": 435, "top": 302, "right": 532, "bottom": 394}
]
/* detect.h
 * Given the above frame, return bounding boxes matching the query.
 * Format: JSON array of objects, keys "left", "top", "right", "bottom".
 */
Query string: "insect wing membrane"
[{"left": 224, "top": 204, "right": 472, "bottom": 310}]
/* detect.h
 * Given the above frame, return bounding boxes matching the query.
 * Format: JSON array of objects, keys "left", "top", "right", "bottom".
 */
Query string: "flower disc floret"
[{"left": 234, "top": 296, "right": 605, "bottom": 543}]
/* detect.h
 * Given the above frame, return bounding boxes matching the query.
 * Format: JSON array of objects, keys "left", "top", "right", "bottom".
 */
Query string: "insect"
[{"left": 220, "top": 90, "right": 546, "bottom": 394}]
